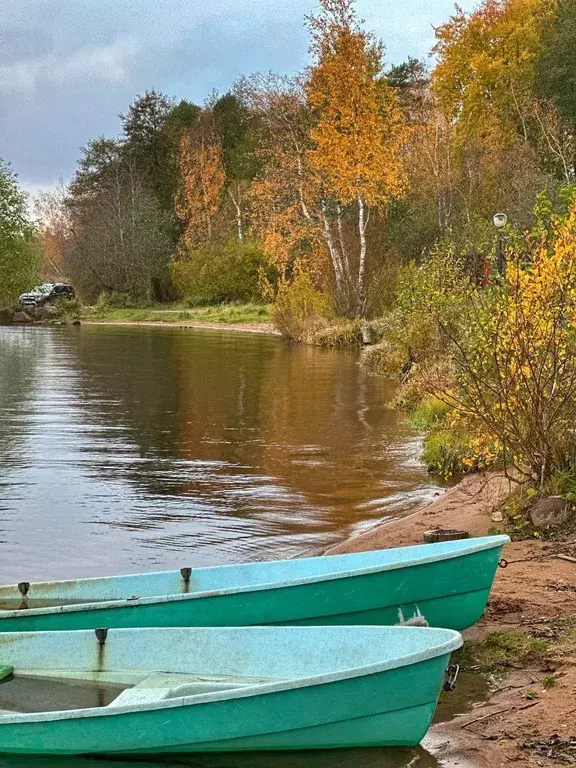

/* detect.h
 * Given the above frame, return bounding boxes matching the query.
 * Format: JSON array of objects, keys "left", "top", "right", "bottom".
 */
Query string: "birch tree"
[
  {"left": 244, "top": 0, "right": 407, "bottom": 316},
  {"left": 305, "top": 0, "right": 407, "bottom": 315}
]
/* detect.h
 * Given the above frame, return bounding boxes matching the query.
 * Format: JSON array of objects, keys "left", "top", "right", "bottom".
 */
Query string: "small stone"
[
  {"left": 13, "top": 311, "right": 32, "bottom": 323},
  {"left": 530, "top": 496, "right": 572, "bottom": 529}
]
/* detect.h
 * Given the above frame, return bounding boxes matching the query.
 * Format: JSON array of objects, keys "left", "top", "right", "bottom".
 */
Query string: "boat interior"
[{"left": 0, "top": 626, "right": 460, "bottom": 717}]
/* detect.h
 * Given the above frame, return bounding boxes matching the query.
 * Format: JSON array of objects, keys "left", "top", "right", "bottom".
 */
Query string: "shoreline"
[
  {"left": 329, "top": 473, "right": 576, "bottom": 768},
  {"left": 80, "top": 320, "right": 281, "bottom": 335}
]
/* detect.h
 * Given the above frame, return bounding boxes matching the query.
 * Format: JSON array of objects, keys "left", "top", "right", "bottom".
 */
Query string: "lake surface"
[
  {"left": 0, "top": 324, "right": 457, "bottom": 768},
  {"left": 0, "top": 324, "right": 440, "bottom": 582}
]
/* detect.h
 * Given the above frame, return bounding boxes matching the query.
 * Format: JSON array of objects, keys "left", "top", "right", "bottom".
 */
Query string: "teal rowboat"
[
  {"left": 0, "top": 625, "right": 462, "bottom": 754},
  {"left": 0, "top": 535, "right": 509, "bottom": 633}
]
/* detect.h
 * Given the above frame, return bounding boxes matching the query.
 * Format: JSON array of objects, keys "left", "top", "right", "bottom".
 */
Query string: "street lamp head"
[{"left": 493, "top": 212, "right": 508, "bottom": 229}]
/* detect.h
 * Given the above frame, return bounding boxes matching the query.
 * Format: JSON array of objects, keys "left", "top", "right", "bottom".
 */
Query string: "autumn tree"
[
  {"left": 213, "top": 93, "right": 260, "bottom": 243},
  {"left": 176, "top": 110, "right": 226, "bottom": 246},
  {"left": 34, "top": 183, "right": 73, "bottom": 281},
  {"left": 305, "top": 0, "right": 407, "bottom": 314},
  {"left": 240, "top": 72, "right": 323, "bottom": 276},
  {"left": 245, "top": 0, "right": 407, "bottom": 316},
  {"left": 426, "top": 0, "right": 576, "bottom": 244},
  {"left": 383, "top": 60, "right": 461, "bottom": 257},
  {"left": 432, "top": 0, "right": 575, "bottom": 187},
  {"left": 122, "top": 91, "right": 201, "bottom": 230},
  {"left": 536, "top": 0, "right": 576, "bottom": 128},
  {"left": 432, "top": 0, "right": 553, "bottom": 147}
]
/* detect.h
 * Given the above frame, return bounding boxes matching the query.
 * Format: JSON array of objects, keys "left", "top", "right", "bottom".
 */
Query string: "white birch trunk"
[
  {"left": 228, "top": 186, "right": 244, "bottom": 243},
  {"left": 321, "top": 201, "right": 344, "bottom": 290},
  {"left": 357, "top": 196, "right": 367, "bottom": 316}
]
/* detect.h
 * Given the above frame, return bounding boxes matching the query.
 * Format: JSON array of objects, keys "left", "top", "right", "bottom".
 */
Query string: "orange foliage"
[
  {"left": 34, "top": 187, "right": 71, "bottom": 280},
  {"left": 176, "top": 111, "right": 226, "bottom": 246},
  {"left": 305, "top": 0, "right": 407, "bottom": 207},
  {"left": 247, "top": 0, "right": 408, "bottom": 315},
  {"left": 242, "top": 75, "right": 326, "bottom": 278}
]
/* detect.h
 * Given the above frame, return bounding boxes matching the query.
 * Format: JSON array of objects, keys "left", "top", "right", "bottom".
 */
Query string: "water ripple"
[{"left": 0, "top": 325, "right": 441, "bottom": 581}]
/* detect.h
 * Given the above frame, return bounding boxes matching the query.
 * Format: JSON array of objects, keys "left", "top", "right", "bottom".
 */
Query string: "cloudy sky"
[{"left": 0, "top": 0, "right": 475, "bottom": 195}]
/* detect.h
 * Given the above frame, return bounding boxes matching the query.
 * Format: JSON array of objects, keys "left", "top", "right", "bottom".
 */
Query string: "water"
[
  {"left": 0, "top": 676, "right": 127, "bottom": 713},
  {"left": 0, "top": 324, "right": 466, "bottom": 767},
  {"left": 0, "top": 324, "right": 440, "bottom": 582},
  {"left": 0, "top": 749, "right": 442, "bottom": 768}
]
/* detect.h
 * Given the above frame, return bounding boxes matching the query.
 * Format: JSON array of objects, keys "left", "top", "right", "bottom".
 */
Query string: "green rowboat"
[
  {"left": 0, "top": 625, "right": 462, "bottom": 754},
  {"left": 0, "top": 535, "right": 509, "bottom": 632}
]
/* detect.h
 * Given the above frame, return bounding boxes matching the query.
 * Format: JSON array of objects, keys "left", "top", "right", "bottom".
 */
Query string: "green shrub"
[
  {"left": 361, "top": 244, "right": 473, "bottom": 381},
  {"left": 172, "top": 239, "right": 267, "bottom": 304},
  {"left": 271, "top": 264, "right": 331, "bottom": 341},
  {"left": 51, "top": 298, "right": 82, "bottom": 321},
  {"left": 422, "top": 429, "right": 475, "bottom": 478},
  {"left": 546, "top": 467, "right": 576, "bottom": 501},
  {"left": 309, "top": 320, "right": 363, "bottom": 347},
  {"left": 408, "top": 396, "right": 451, "bottom": 430}
]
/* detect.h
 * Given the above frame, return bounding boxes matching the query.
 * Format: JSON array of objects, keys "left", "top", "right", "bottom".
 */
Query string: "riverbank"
[
  {"left": 82, "top": 302, "right": 271, "bottom": 324},
  {"left": 329, "top": 474, "right": 576, "bottom": 767},
  {"left": 84, "top": 320, "right": 279, "bottom": 334},
  {"left": 79, "top": 302, "right": 280, "bottom": 335}
]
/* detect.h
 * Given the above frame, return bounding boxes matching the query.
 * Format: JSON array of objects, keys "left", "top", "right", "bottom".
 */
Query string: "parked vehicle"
[
  {"left": 0, "top": 625, "right": 462, "bottom": 754},
  {"left": 0, "top": 535, "right": 509, "bottom": 632},
  {"left": 18, "top": 283, "right": 75, "bottom": 309}
]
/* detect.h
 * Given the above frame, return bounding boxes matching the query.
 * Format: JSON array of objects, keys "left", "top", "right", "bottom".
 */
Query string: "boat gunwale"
[
  {"left": 0, "top": 628, "right": 462, "bottom": 725},
  {"left": 0, "top": 536, "right": 509, "bottom": 620}
]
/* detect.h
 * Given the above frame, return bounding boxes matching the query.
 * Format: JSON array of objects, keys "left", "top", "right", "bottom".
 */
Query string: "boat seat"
[{"left": 107, "top": 673, "right": 271, "bottom": 707}]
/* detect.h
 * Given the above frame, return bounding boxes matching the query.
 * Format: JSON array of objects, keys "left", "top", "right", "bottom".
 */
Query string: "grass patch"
[
  {"left": 551, "top": 617, "right": 576, "bottom": 648},
  {"left": 83, "top": 302, "right": 271, "bottom": 325},
  {"left": 462, "top": 630, "right": 549, "bottom": 671},
  {"left": 195, "top": 303, "right": 270, "bottom": 324},
  {"left": 408, "top": 396, "right": 450, "bottom": 430},
  {"left": 421, "top": 429, "right": 475, "bottom": 478}
]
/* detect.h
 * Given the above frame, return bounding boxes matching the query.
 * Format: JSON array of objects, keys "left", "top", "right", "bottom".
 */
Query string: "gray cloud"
[{"left": 0, "top": 0, "right": 475, "bottom": 191}]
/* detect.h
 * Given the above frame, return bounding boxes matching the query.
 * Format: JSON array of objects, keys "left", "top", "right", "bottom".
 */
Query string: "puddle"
[
  {"left": 433, "top": 670, "right": 490, "bottom": 725},
  {"left": 0, "top": 676, "right": 128, "bottom": 713}
]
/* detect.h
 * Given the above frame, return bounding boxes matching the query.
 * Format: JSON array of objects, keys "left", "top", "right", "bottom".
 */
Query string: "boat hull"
[
  {"left": 0, "top": 545, "right": 504, "bottom": 633},
  {"left": 0, "top": 656, "right": 449, "bottom": 755}
]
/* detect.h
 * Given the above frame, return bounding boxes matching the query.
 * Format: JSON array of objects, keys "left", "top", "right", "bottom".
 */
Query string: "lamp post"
[{"left": 493, "top": 212, "right": 508, "bottom": 275}]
